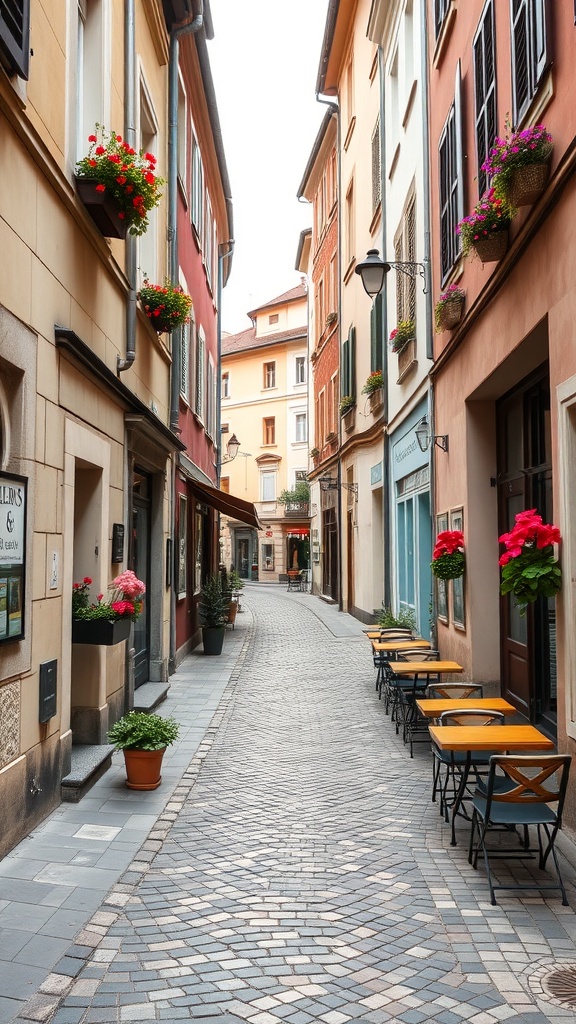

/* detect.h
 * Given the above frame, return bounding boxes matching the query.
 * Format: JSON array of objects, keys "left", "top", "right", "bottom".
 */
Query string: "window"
[
  {"left": 195, "top": 327, "right": 205, "bottom": 421},
  {"left": 511, "top": 0, "right": 548, "bottom": 125},
  {"left": 261, "top": 471, "right": 276, "bottom": 502},
  {"left": 317, "top": 389, "right": 326, "bottom": 447},
  {"left": 0, "top": 0, "right": 30, "bottom": 78},
  {"left": 474, "top": 1, "right": 496, "bottom": 197},
  {"left": 295, "top": 356, "right": 306, "bottom": 384},
  {"left": 370, "top": 293, "right": 383, "bottom": 374},
  {"left": 295, "top": 470, "right": 308, "bottom": 484},
  {"left": 262, "top": 543, "right": 275, "bottom": 571},
  {"left": 331, "top": 375, "right": 339, "bottom": 434},
  {"left": 345, "top": 179, "right": 355, "bottom": 267},
  {"left": 138, "top": 82, "right": 159, "bottom": 284},
  {"left": 263, "top": 417, "right": 275, "bottom": 445},
  {"left": 177, "top": 77, "right": 187, "bottom": 190},
  {"left": 434, "top": 0, "right": 451, "bottom": 37},
  {"left": 207, "top": 357, "right": 215, "bottom": 439},
  {"left": 263, "top": 362, "right": 276, "bottom": 389},
  {"left": 341, "top": 326, "right": 356, "bottom": 400},
  {"left": 295, "top": 413, "right": 307, "bottom": 444},
  {"left": 438, "top": 62, "right": 464, "bottom": 282},
  {"left": 221, "top": 422, "right": 229, "bottom": 434},
  {"left": 180, "top": 320, "right": 190, "bottom": 401},
  {"left": 371, "top": 117, "right": 381, "bottom": 213},
  {"left": 394, "top": 191, "right": 416, "bottom": 325},
  {"left": 191, "top": 135, "right": 203, "bottom": 239},
  {"left": 222, "top": 371, "right": 229, "bottom": 398},
  {"left": 317, "top": 277, "right": 324, "bottom": 328},
  {"left": 269, "top": 313, "right": 279, "bottom": 325},
  {"left": 345, "top": 55, "right": 354, "bottom": 126},
  {"left": 220, "top": 476, "right": 230, "bottom": 494},
  {"left": 75, "top": 0, "right": 105, "bottom": 163},
  {"left": 204, "top": 194, "right": 214, "bottom": 290}
]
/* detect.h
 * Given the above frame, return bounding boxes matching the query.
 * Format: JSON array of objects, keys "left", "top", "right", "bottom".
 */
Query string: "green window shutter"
[
  {"left": 370, "top": 294, "right": 383, "bottom": 373},
  {"left": 342, "top": 338, "right": 349, "bottom": 397},
  {"left": 349, "top": 326, "right": 356, "bottom": 398}
]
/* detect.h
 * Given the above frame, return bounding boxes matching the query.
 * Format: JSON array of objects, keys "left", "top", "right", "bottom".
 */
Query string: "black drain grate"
[{"left": 542, "top": 966, "right": 576, "bottom": 1007}]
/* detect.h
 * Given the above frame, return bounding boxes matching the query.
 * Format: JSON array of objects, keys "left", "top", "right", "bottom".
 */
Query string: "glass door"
[{"left": 132, "top": 469, "right": 151, "bottom": 688}]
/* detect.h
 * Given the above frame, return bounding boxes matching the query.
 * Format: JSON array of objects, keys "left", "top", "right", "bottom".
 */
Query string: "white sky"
[{"left": 208, "top": 0, "right": 331, "bottom": 334}]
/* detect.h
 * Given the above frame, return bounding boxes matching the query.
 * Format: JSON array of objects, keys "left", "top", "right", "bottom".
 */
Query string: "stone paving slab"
[{"left": 6, "top": 586, "right": 576, "bottom": 1024}]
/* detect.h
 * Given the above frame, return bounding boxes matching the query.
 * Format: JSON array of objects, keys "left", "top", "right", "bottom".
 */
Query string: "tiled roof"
[
  {"left": 222, "top": 324, "right": 307, "bottom": 356},
  {"left": 247, "top": 283, "right": 307, "bottom": 318}
]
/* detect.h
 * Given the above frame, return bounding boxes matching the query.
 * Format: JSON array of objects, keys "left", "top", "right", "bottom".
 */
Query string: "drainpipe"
[
  {"left": 167, "top": 2, "right": 204, "bottom": 674},
  {"left": 168, "top": 2, "right": 205, "bottom": 430},
  {"left": 377, "top": 44, "right": 391, "bottom": 613},
  {"left": 117, "top": 0, "right": 137, "bottom": 374},
  {"left": 216, "top": 238, "right": 235, "bottom": 487}
]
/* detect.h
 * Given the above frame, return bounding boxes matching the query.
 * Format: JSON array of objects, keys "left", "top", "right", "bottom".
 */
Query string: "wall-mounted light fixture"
[
  {"left": 415, "top": 416, "right": 448, "bottom": 453},
  {"left": 355, "top": 248, "right": 429, "bottom": 298},
  {"left": 216, "top": 433, "right": 241, "bottom": 468},
  {"left": 318, "top": 476, "right": 358, "bottom": 497}
]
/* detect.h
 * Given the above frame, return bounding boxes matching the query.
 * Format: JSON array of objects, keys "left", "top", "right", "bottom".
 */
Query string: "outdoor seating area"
[{"left": 366, "top": 627, "right": 572, "bottom": 906}]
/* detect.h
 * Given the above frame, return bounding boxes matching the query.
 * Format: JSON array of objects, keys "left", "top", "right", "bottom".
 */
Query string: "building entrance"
[{"left": 132, "top": 468, "right": 151, "bottom": 688}]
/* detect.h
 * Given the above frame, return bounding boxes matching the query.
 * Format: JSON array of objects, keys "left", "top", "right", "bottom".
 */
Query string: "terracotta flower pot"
[
  {"left": 508, "top": 162, "right": 550, "bottom": 207},
  {"left": 123, "top": 748, "right": 166, "bottom": 790},
  {"left": 473, "top": 230, "right": 509, "bottom": 264}
]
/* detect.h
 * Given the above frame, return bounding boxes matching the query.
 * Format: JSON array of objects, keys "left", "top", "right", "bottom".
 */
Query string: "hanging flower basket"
[
  {"left": 473, "top": 230, "right": 509, "bottom": 264},
  {"left": 431, "top": 531, "right": 465, "bottom": 580},
  {"left": 435, "top": 285, "right": 465, "bottom": 332},
  {"left": 508, "top": 162, "right": 550, "bottom": 207},
  {"left": 499, "top": 509, "right": 562, "bottom": 613},
  {"left": 138, "top": 280, "right": 192, "bottom": 333}
]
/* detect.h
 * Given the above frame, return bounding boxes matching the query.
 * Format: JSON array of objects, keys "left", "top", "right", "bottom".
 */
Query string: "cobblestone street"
[{"left": 11, "top": 586, "right": 576, "bottom": 1024}]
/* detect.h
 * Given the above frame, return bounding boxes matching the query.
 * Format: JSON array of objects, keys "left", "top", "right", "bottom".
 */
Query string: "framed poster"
[
  {"left": 435, "top": 511, "right": 448, "bottom": 623},
  {"left": 0, "top": 473, "right": 27, "bottom": 644},
  {"left": 177, "top": 494, "right": 187, "bottom": 599},
  {"left": 451, "top": 506, "right": 465, "bottom": 628}
]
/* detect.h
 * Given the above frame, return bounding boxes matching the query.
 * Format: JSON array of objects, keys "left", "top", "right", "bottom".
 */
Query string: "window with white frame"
[
  {"left": 510, "top": 0, "right": 548, "bottom": 125},
  {"left": 263, "top": 361, "right": 276, "bottom": 389},
  {"left": 177, "top": 76, "right": 187, "bottom": 192},
  {"left": 191, "top": 134, "right": 203, "bottom": 241},
  {"left": 222, "top": 371, "right": 230, "bottom": 398},
  {"left": 138, "top": 81, "right": 159, "bottom": 285},
  {"left": 295, "top": 470, "right": 308, "bottom": 484},
  {"left": 295, "top": 356, "right": 306, "bottom": 385},
  {"left": 204, "top": 193, "right": 214, "bottom": 291},
  {"left": 180, "top": 320, "right": 190, "bottom": 402},
  {"left": 261, "top": 470, "right": 276, "bottom": 502},
  {"left": 263, "top": 417, "right": 275, "bottom": 445},
  {"left": 439, "top": 63, "right": 464, "bottom": 283},
  {"left": 474, "top": 0, "right": 496, "bottom": 198},
  {"left": 330, "top": 374, "right": 339, "bottom": 435},
  {"left": 75, "top": 0, "right": 106, "bottom": 163},
  {"left": 195, "top": 326, "right": 205, "bottom": 421},
  {"left": 394, "top": 189, "right": 416, "bottom": 326},
  {"left": 207, "top": 357, "right": 215, "bottom": 439},
  {"left": 434, "top": 0, "right": 451, "bottom": 38},
  {"left": 295, "top": 412, "right": 307, "bottom": 444}
]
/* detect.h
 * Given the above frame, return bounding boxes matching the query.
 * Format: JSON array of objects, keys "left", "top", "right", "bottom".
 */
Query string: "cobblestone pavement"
[{"left": 16, "top": 587, "right": 576, "bottom": 1024}]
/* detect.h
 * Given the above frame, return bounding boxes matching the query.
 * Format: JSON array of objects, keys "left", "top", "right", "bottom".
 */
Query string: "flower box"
[
  {"left": 75, "top": 177, "right": 128, "bottom": 239},
  {"left": 342, "top": 407, "right": 356, "bottom": 433},
  {"left": 368, "top": 388, "right": 384, "bottom": 414},
  {"left": 436, "top": 297, "right": 464, "bottom": 331},
  {"left": 508, "top": 162, "right": 550, "bottom": 207},
  {"left": 72, "top": 617, "right": 131, "bottom": 646},
  {"left": 473, "top": 230, "right": 509, "bottom": 264}
]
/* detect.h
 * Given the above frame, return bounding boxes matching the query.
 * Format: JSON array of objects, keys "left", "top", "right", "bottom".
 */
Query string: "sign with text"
[{"left": 0, "top": 472, "right": 27, "bottom": 644}]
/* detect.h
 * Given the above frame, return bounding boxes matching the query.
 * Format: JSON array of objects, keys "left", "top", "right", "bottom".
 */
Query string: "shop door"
[
  {"left": 235, "top": 533, "right": 252, "bottom": 579},
  {"left": 497, "top": 368, "right": 556, "bottom": 736},
  {"left": 322, "top": 507, "right": 338, "bottom": 600},
  {"left": 132, "top": 470, "right": 151, "bottom": 688}
]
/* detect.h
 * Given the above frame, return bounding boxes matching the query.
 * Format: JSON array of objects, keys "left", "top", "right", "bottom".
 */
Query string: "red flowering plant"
[
  {"left": 76, "top": 125, "right": 165, "bottom": 236},
  {"left": 361, "top": 370, "right": 384, "bottom": 395},
  {"left": 431, "top": 530, "right": 465, "bottom": 580},
  {"left": 456, "top": 188, "right": 514, "bottom": 256},
  {"left": 482, "top": 123, "right": 553, "bottom": 195},
  {"left": 499, "top": 509, "right": 561, "bottom": 612},
  {"left": 72, "top": 571, "right": 146, "bottom": 623},
  {"left": 138, "top": 280, "right": 192, "bottom": 333}
]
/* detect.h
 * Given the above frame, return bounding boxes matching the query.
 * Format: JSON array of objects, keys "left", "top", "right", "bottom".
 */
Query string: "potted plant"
[
  {"left": 483, "top": 123, "right": 553, "bottom": 207},
  {"left": 377, "top": 604, "right": 417, "bottom": 631},
  {"left": 72, "top": 571, "right": 145, "bottom": 645},
  {"left": 434, "top": 284, "right": 465, "bottom": 332},
  {"left": 499, "top": 509, "right": 561, "bottom": 614},
  {"left": 457, "top": 188, "right": 514, "bottom": 263},
  {"left": 228, "top": 569, "right": 244, "bottom": 611},
  {"left": 75, "top": 124, "right": 165, "bottom": 237},
  {"left": 199, "top": 573, "right": 229, "bottom": 654},
  {"left": 339, "top": 395, "right": 356, "bottom": 432},
  {"left": 325, "top": 311, "right": 338, "bottom": 327},
  {"left": 310, "top": 446, "right": 320, "bottom": 461},
  {"left": 362, "top": 370, "right": 384, "bottom": 396},
  {"left": 431, "top": 530, "right": 465, "bottom": 580},
  {"left": 138, "top": 280, "right": 192, "bottom": 334},
  {"left": 107, "top": 711, "right": 179, "bottom": 790},
  {"left": 388, "top": 319, "right": 415, "bottom": 354}
]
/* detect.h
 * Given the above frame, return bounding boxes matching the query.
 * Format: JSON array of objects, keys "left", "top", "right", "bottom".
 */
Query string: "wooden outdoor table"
[
  {"left": 372, "top": 639, "right": 431, "bottom": 653},
  {"left": 429, "top": 723, "right": 554, "bottom": 844},
  {"left": 385, "top": 660, "right": 462, "bottom": 675},
  {"left": 416, "top": 697, "right": 516, "bottom": 718}
]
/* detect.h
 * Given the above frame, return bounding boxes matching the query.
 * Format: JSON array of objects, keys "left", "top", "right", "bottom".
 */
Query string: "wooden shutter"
[
  {"left": 349, "top": 325, "right": 356, "bottom": 398},
  {"left": 0, "top": 0, "right": 30, "bottom": 79},
  {"left": 370, "top": 293, "right": 383, "bottom": 373},
  {"left": 454, "top": 60, "right": 465, "bottom": 228},
  {"left": 511, "top": 0, "right": 529, "bottom": 123},
  {"left": 341, "top": 337, "right": 350, "bottom": 397},
  {"left": 474, "top": 1, "right": 496, "bottom": 197}
]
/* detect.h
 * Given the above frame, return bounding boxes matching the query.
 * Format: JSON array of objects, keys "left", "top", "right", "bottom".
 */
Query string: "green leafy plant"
[
  {"left": 76, "top": 124, "right": 165, "bottom": 236},
  {"left": 339, "top": 395, "right": 355, "bottom": 415},
  {"left": 228, "top": 570, "right": 244, "bottom": 593},
  {"left": 431, "top": 530, "right": 465, "bottom": 580},
  {"left": 389, "top": 319, "right": 415, "bottom": 353},
  {"left": 278, "top": 482, "right": 310, "bottom": 505},
  {"left": 138, "top": 280, "right": 192, "bottom": 332},
  {"left": 457, "top": 188, "right": 514, "bottom": 256},
  {"left": 310, "top": 447, "right": 320, "bottom": 458},
  {"left": 72, "top": 571, "right": 145, "bottom": 622},
  {"left": 199, "top": 574, "right": 229, "bottom": 628},
  {"left": 499, "top": 509, "right": 561, "bottom": 613},
  {"left": 377, "top": 604, "right": 417, "bottom": 631},
  {"left": 107, "top": 711, "right": 179, "bottom": 751},
  {"left": 362, "top": 370, "right": 384, "bottom": 395}
]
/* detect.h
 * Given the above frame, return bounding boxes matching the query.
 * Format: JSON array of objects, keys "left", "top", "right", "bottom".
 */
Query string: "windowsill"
[
  {"left": 402, "top": 80, "right": 418, "bottom": 129},
  {"left": 261, "top": 444, "right": 277, "bottom": 449},
  {"left": 369, "top": 203, "right": 382, "bottom": 236},
  {"left": 432, "top": 1, "right": 458, "bottom": 69},
  {"left": 343, "top": 257, "right": 356, "bottom": 284},
  {"left": 262, "top": 386, "right": 278, "bottom": 393},
  {"left": 343, "top": 116, "right": 356, "bottom": 151},
  {"left": 388, "top": 143, "right": 401, "bottom": 180}
]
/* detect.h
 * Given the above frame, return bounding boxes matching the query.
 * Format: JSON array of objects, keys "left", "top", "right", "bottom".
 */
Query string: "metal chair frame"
[
  {"left": 386, "top": 650, "right": 440, "bottom": 753},
  {"left": 467, "top": 754, "right": 572, "bottom": 906},
  {"left": 432, "top": 707, "right": 505, "bottom": 835}
]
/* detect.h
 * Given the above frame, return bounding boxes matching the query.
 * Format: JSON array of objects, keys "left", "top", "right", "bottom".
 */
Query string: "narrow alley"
[{"left": 4, "top": 586, "right": 576, "bottom": 1024}]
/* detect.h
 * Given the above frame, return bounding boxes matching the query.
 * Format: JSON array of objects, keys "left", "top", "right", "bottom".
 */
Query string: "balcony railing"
[{"left": 284, "top": 501, "right": 310, "bottom": 517}]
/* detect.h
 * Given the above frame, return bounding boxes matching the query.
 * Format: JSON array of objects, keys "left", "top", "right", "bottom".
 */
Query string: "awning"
[{"left": 190, "top": 479, "right": 262, "bottom": 530}]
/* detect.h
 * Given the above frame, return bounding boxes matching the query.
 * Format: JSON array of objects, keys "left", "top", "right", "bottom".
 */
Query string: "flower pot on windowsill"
[
  {"left": 342, "top": 407, "right": 356, "bottom": 433},
  {"left": 72, "top": 617, "right": 131, "bottom": 645},
  {"left": 74, "top": 177, "right": 128, "bottom": 239},
  {"left": 508, "top": 161, "right": 550, "bottom": 207},
  {"left": 472, "top": 230, "right": 509, "bottom": 264},
  {"left": 368, "top": 388, "right": 384, "bottom": 414}
]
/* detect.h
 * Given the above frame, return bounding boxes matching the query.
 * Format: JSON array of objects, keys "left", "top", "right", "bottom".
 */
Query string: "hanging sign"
[{"left": 0, "top": 472, "right": 27, "bottom": 644}]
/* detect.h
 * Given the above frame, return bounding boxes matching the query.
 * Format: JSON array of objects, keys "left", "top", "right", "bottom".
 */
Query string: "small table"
[
  {"left": 429, "top": 724, "right": 555, "bottom": 844},
  {"left": 416, "top": 697, "right": 516, "bottom": 718},
  {"left": 385, "top": 660, "right": 462, "bottom": 676},
  {"left": 372, "top": 639, "right": 431, "bottom": 653}
]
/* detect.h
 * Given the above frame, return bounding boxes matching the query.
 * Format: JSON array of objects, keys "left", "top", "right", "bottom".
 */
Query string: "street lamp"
[
  {"left": 355, "top": 248, "right": 429, "bottom": 297},
  {"left": 217, "top": 433, "right": 241, "bottom": 467},
  {"left": 415, "top": 416, "right": 448, "bottom": 453}
]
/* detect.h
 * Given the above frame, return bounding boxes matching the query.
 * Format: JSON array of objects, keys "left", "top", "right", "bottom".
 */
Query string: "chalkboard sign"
[{"left": 0, "top": 472, "right": 27, "bottom": 644}]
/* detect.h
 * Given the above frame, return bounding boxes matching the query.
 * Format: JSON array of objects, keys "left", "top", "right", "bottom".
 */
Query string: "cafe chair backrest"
[
  {"left": 439, "top": 708, "right": 505, "bottom": 728},
  {"left": 397, "top": 649, "right": 440, "bottom": 661},
  {"left": 486, "top": 754, "right": 571, "bottom": 808},
  {"left": 429, "top": 683, "right": 483, "bottom": 699}
]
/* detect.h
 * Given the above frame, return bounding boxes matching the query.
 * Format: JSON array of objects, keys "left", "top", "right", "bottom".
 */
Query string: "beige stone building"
[
  {"left": 0, "top": 1, "right": 211, "bottom": 855},
  {"left": 220, "top": 286, "right": 310, "bottom": 583}
]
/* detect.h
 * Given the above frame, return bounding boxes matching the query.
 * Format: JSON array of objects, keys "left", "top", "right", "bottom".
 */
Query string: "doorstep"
[
  {"left": 133, "top": 681, "right": 170, "bottom": 711},
  {"left": 61, "top": 744, "right": 115, "bottom": 802}
]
